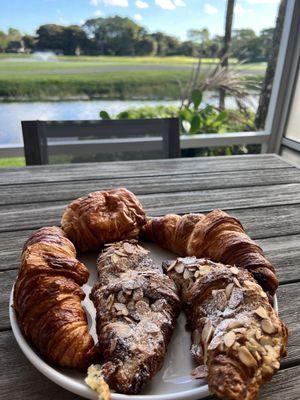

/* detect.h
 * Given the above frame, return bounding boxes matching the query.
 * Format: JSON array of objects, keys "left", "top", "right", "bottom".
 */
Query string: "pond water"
[{"left": 0, "top": 94, "right": 259, "bottom": 146}]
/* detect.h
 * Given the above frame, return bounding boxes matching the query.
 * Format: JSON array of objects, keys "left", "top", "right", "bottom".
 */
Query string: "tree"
[
  {"left": 150, "top": 32, "right": 180, "bottom": 56},
  {"left": 188, "top": 28, "right": 209, "bottom": 43},
  {"left": 255, "top": 0, "right": 287, "bottom": 129},
  {"left": 36, "top": 24, "right": 87, "bottom": 54},
  {"left": 8, "top": 28, "right": 21, "bottom": 41},
  {"left": 177, "top": 40, "right": 199, "bottom": 56},
  {"left": 219, "top": 0, "right": 235, "bottom": 109},
  {"left": 84, "top": 16, "right": 145, "bottom": 55},
  {"left": 0, "top": 30, "right": 8, "bottom": 52},
  {"left": 135, "top": 36, "right": 157, "bottom": 56},
  {"left": 231, "top": 29, "right": 260, "bottom": 61},
  {"left": 22, "top": 34, "right": 36, "bottom": 52},
  {"left": 188, "top": 28, "right": 211, "bottom": 56},
  {"left": 62, "top": 25, "right": 87, "bottom": 55},
  {"left": 36, "top": 24, "right": 65, "bottom": 51}
]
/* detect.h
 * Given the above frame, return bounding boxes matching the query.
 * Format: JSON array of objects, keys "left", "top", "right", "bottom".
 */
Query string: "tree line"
[{"left": 0, "top": 16, "right": 273, "bottom": 61}]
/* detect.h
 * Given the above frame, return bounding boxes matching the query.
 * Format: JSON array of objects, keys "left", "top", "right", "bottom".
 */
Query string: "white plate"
[{"left": 9, "top": 243, "right": 278, "bottom": 400}]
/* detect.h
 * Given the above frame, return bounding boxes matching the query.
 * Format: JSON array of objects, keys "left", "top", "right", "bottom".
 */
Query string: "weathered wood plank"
[
  {"left": 0, "top": 308, "right": 299, "bottom": 399},
  {"left": 1, "top": 168, "right": 300, "bottom": 206},
  {"left": 0, "top": 329, "right": 83, "bottom": 400},
  {"left": 0, "top": 155, "right": 292, "bottom": 185},
  {"left": 258, "top": 235, "right": 300, "bottom": 284},
  {"left": 1, "top": 184, "right": 300, "bottom": 234},
  {"left": 0, "top": 269, "right": 16, "bottom": 330},
  {"left": 2, "top": 272, "right": 299, "bottom": 369},
  {"left": 0, "top": 329, "right": 297, "bottom": 400}
]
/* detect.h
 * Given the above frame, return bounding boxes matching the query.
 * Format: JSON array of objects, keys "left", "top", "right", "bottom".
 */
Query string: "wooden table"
[{"left": 1, "top": 154, "right": 299, "bottom": 400}]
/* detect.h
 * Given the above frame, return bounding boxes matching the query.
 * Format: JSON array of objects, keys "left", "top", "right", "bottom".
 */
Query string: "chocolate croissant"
[
  {"left": 164, "top": 257, "right": 288, "bottom": 400},
  {"left": 61, "top": 188, "right": 146, "bottom": 252},
  {"left": 13, "top": 226, "right": 97, "bottom": 370},
  {"left": 90, "top": 240, "right": 180, "bottom": 394},
  {"left": 142, "top": 210, "right": 278, "bottom": 295}
]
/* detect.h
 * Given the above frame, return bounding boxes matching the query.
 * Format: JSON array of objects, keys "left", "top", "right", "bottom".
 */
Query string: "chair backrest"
[{"left": 21, "top": 118, "right": 180, "bottom": 165}]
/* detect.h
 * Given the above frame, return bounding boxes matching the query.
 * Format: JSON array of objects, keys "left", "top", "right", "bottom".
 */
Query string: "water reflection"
[{"left": 0, "top": 95, "right": 258, "bottom": 145}]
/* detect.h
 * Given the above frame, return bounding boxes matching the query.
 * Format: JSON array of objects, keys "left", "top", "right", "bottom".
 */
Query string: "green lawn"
[
  {"left": 0, "top": 157, "right": 25, "bottom": 167},
  {"left": 0, "top": 70, "right": 193, "bottom": 100},
  {"left": 0, "top": 54, "right": 266, "bottom": 100}
]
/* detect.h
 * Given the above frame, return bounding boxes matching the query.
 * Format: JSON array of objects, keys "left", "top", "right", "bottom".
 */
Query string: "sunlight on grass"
[{"left": 0, "top": 157, "right": 25, "bottom": 167}]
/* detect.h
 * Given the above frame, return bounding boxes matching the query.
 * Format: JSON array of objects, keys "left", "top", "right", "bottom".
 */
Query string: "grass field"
[{"left": 0, "top": 54, "right": 266, "bottom": 101}]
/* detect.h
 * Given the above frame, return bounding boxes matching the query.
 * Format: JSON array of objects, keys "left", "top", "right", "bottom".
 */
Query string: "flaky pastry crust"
[
  {"left": 13, "top": 226, "right": 97, "bottom": 370},
  {"left": 61, "top": 188, "right": 146, "bottom": 252},
  {"left": 142, "top": 209, "right": 278, "bottom": 295}
]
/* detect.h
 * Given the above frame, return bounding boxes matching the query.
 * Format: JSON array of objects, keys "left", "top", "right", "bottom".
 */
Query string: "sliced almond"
[
  {"left": 261, "top": 319, "right": 276, "bottom": 334},
  {"left": 254, "top": 306, "right": 269, "bottom": 319},
  {"left": 262, "top": 365, "right": 273, "bottom": 375},
  {"left": 228, "top": 287, "right": 243, "bottom": 309},
  {"left": 248, "top": 338, "right": 265, "bottom": 354},
  {"left": 194, "top": 270, "right": 201, "bottom": 279},
  {"left": 199, "top": 265, "right": 211, "bottom": 275},
  {"left": 117, "top": 292, "right": 126, "bottom": 303},
  {"left": 114, "top": 303, "right": 126, "bottom": 311},
  {"left": 263, "top": 355, "right": 273, "bottom": 365},
  {"left": 183, "top": 268, "right": 192, "bottom": 280},
  {"left": 124, "top": 316, "right": 132, "bottom": 323},
  {"left": 233, "top": 277, "right": 242, "bottom": 288},
  {"left": 123, "top": 242, "right": 135, "bottom": 254},
  {"left": 175, "top": 263, "right": 184, "bottom": 274},
  {"left": 106, "top": 294, "right": 114, "bottom": 309},
  {"left": 167, "top": 260, "right": 177, "bottom": 272},
  {"left": 136, "top": 244, "right": 149, "bottom": 254},
  {"left": 238, "top": 346, "right": 257, "bottom": 367},
  {"left": 244, "top": 280, "right": 256, "bottom": 289},
  {"left": 255, "top": 330, "right": 262, "bottom": 340},
  {"left": 111, "top": 254, "right": 119, "bottom": 263},
  {"left": 144, "top": 322, "right": 160, "bottom": 333},
  {"left": 224, "top": 331, "right": 236, "bottom": 347},
  {"left": 230, "top": 266, "right": 239, "bottom": 275},
  {"left": 133, "top": 287, "right": 143, "bottom": 301},
  {"left": 228, "top": 320, "right": 243, "bottom": 330},
  {"left": 273, "top": 361, "right": 280, "bottom": 370},
  {"left": 115, "top": 250, "right": 126, "bottom": 257},
  {"left": 202, "top": 321, "right": 213, "bottom": 344},
  {"left": 225, "top": 283, "right": 234, "bottom": 299},
  {"left": 260, "top": 336, "right": 273, "bottom": 346}
]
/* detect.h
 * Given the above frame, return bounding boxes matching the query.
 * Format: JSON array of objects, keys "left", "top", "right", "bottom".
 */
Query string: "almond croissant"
[
  {"left": 13, "top": 226, "right": 97, "bottom": 370},
  {"left": 164, "top": 257, "right": 288, "bottom": 400},
  {"left": 142, "top": 209, "right": 278, "bottom": 295},
  {"left": 90, "top": 240, "right": 180, "bottom": 394},
  {"left": 61, "top": 188, "right": 146, "bottom": 252}
]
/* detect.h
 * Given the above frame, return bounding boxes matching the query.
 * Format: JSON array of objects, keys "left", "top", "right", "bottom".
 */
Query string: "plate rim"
[
  {"left": 9, "top": 283, "right": 279, "bottom": 400},
  {"left": 9, "top": 287, "right": 211, "bottom": 400}
]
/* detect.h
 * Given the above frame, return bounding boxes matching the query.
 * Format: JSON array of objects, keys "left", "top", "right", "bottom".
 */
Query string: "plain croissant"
[
  {"left": 13, "top": 226, "right": 97, "bottom": 370},
  {"left": 61, "top": 188, "right": 147, "bottom": 252},
  {"left": 141, "top": 209, "right": 278, "bottom": 295}
]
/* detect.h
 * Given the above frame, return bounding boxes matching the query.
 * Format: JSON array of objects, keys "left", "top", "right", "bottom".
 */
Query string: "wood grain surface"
[{"left": 0, "top": 154, "right": 299, "bottom": 400}]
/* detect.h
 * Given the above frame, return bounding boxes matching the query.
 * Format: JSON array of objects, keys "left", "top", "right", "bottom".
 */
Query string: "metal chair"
[{"left": 22, "top": 118, "right": 180, "bottom": 165}]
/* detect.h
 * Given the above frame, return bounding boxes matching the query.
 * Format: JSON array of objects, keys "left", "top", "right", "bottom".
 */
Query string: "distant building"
[{"left": 6, "top": 40, "right": 25, "bottom": 53}]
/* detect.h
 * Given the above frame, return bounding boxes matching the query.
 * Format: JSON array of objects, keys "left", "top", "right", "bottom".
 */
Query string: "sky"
[{"left": 0, "top": 0, "right": 280, "bottom": 40}]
